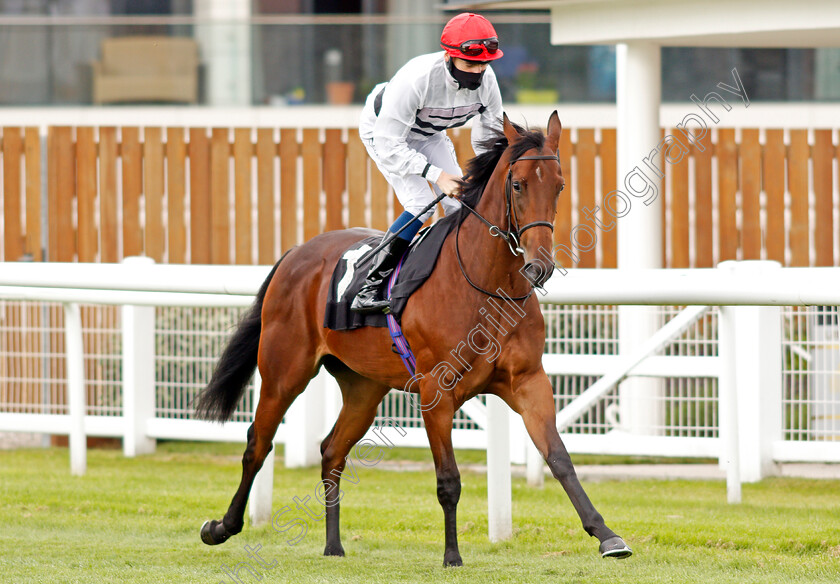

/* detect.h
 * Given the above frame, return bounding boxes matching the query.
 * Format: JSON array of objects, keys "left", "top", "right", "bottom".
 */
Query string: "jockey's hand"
[{"left": 435, "top": 171, "right": 462, "bottom": 199}]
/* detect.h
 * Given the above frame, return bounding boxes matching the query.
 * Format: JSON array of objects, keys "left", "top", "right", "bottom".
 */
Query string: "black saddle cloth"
[{"left": 324, "top": 215, "right": 458, "bottom": 330}]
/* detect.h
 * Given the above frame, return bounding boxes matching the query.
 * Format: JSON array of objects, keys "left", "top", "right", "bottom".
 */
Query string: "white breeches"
[{"left": 364, "top": 133, "right": 463, "bottom": 222}]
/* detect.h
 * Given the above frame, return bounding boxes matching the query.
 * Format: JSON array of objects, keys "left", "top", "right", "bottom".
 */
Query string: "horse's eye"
[
  {"left": 559, "top": 183, "right": 565, "bottom": 192},
  {"left": 512, "top": 181, "right": 522, "bottom": 193}
]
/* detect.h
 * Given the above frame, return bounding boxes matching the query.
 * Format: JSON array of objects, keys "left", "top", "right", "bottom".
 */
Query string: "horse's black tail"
[{"left": 194, "top": 258, "right": 283, "bottom": 422}]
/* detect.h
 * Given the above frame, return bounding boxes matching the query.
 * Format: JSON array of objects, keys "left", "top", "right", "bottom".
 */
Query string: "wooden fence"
[
  {"left": 1, "top": 125, "right": 837, "bottom": 268},
  {"left": 1, "top": 124, "right": 838, "bottom": 419}
]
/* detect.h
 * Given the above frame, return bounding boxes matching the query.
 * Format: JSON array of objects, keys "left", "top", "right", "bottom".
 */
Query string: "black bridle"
[{"left": 456, "top": 153, "right": 563, "bottom": 301}]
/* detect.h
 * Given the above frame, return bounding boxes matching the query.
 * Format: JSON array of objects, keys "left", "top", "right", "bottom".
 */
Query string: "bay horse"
[{"left": 196, "top": 112, "right": 632, "bottom": 566}]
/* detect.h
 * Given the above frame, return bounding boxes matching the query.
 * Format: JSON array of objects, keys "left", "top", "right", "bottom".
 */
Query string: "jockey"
[{"left": 351, "top": 12, "right": 505, "bottom": 314}]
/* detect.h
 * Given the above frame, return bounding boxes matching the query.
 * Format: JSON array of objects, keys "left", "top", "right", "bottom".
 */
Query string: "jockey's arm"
[{"left": 371, "top": 74, "right": 443, "bottom": 185}]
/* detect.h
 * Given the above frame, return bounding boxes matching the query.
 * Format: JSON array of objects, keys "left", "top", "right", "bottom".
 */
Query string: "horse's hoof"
[
  {"left": 324, "top": 543, "right": 345, "bottom": 557},
  {"left": 200, "top": 520, "right": 230, "bottom": 546},
  {"left": 599, "top": 536, "right": 632, "bottom": 559},
  {"left": 443, "top": 552, "right": 463, "bottom": 567}
]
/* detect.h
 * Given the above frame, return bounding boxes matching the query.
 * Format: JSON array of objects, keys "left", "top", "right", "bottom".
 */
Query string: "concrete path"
[
  {"left": 377, "top": 460, "right": 840, "bottom": 481},
  {"left": 574, "top": 463, "right": 840, "bottom": 481},
  {"left": 0, "top": 432, "right": 44, "bottom": 450}
]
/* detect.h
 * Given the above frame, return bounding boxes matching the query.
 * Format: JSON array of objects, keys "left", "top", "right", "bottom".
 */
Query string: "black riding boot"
[{"left": 350, "top": 236, "right": 410, "bottom": 314}]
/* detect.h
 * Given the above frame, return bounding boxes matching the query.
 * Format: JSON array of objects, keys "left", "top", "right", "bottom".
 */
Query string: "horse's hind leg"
[
  {"left": 498, "top": 375, "right": 632, "bottom": 559},
  {"left": 201, "top": 338, "right": 318, "bottom": 545},
  {"left": 319, "top": 360, "right": 391, "bottom": 557}
]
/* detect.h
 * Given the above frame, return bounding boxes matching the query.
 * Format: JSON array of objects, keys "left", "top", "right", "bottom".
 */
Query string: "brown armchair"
[{"left": 92, "top": 36, "right": 199, "bottom": 104}]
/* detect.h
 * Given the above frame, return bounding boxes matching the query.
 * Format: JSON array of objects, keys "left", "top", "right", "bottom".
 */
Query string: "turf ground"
[{"left": 1, "top": 441, "right": 839, "bottom": 583}]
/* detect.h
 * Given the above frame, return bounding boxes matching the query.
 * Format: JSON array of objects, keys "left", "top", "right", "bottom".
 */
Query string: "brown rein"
[{"left": 455, "top": 153, "right": 561, "bottom": 301}]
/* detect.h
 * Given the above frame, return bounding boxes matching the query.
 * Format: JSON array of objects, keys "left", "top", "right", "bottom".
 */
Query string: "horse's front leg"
[
  {"left": 497, "top": 374, "right": 632, "bottom": 558},
  {"left": 420, "top": 391, "right": 463, "bottom": 567}
]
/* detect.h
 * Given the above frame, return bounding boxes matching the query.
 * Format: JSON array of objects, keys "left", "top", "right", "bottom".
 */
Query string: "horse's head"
[{"left": 501, "top": 111, "right": 564, "bottom": 288}]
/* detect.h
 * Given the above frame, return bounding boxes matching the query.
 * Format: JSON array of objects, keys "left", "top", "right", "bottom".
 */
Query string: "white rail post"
[
  {"left": 509, "top": 414, "right": 528, "bottom": 465},
  {"left": 735, "top": 305, "right": 783, "bottom": 481},
  {"left": 194, "top": 0, "right": 252, "bottom": 106},
  {"left": 284, "top": 369, "right": 328, "bottom": 468},
  {"left": 122, "top": 257, "right": 157, "bottom": 457},
  {"left": 719, "top": 261, "right": 783, "bottom": 483},
  {"left": 63, "top": 302, "right": 86, "bottom": 476},
  {"left": 486, "top": 394, "right": 512, "bottom": 541},
  {"left": 249, "top": 372, "right": 275, "bottom": 526},
  {"left": 616, "top": 41, "right": 665, "bottom": 437},
  {"left": 718, "top": 305, "right": 741, "bottom": 503}
]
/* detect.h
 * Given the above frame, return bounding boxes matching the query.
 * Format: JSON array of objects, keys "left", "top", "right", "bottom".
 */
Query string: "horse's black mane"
[{"left": 457, "top": 120, "right": 546, "bottom": 216}]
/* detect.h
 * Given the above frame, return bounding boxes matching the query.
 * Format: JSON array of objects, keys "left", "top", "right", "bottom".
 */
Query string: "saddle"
[{"left": 324, "top": 214, "right": 457, "bottom": 332}]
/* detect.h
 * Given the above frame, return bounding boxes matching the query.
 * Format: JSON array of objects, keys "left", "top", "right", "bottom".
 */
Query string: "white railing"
[
  {"left": 1, "top": 258, "right": 840, "bottom": 532},
  {"left": 0, "top": 258, "right": 265, "bottom": 472},
  {"left": 4, "top": 103, "right": 840, "bottom": 131},
  {"left": 540, "top": 260, "right": 840, "bottom": 502}
]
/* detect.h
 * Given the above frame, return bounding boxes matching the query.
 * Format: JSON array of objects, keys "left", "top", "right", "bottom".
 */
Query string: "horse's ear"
[
  {"left": 502, "top": 112, "right": 519, "bottom": 144},
  {"left": 546, "top": 110, "right": 562, "bottom": 150}
]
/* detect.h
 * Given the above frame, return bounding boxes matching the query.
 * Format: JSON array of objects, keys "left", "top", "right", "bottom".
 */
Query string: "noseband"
[{"left": 456, "top": 152, "right": 562, "bottom": 301}]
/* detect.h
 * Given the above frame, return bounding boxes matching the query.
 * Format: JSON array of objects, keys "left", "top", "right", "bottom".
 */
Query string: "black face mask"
[{"left": 447, "top": 58, "right": 485, "bottom": 90}]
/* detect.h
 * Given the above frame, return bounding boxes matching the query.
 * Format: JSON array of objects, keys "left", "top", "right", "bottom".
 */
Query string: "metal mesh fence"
[
  {"left": 0, "top": 302, "right": 121, "bottom": 416},
  {"left": 542, "top": 305, "right": 720, "bottom": 437},
  {"left": 155, "top": 306, "right": 255, "bottom": 423},
  {"left": 782, "top": 306, "right": 840, "bottom": 441},
  {"left": 2, "top": 300, "right": 839, "bottom": 444}
]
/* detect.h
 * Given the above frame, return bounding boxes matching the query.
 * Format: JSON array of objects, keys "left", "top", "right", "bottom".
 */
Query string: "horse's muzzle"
[{"left": 521, "top": 258, "right": 554, "bottom": 289}]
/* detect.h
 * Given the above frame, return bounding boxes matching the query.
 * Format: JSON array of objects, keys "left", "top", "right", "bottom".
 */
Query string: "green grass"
[{"left": 1, "top": 441, "right": 839, "bottom": 583}]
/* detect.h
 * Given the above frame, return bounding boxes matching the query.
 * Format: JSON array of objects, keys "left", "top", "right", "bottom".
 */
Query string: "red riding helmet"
[{"left": 440, "top": 13, "right": 503, "bottom": 62}]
